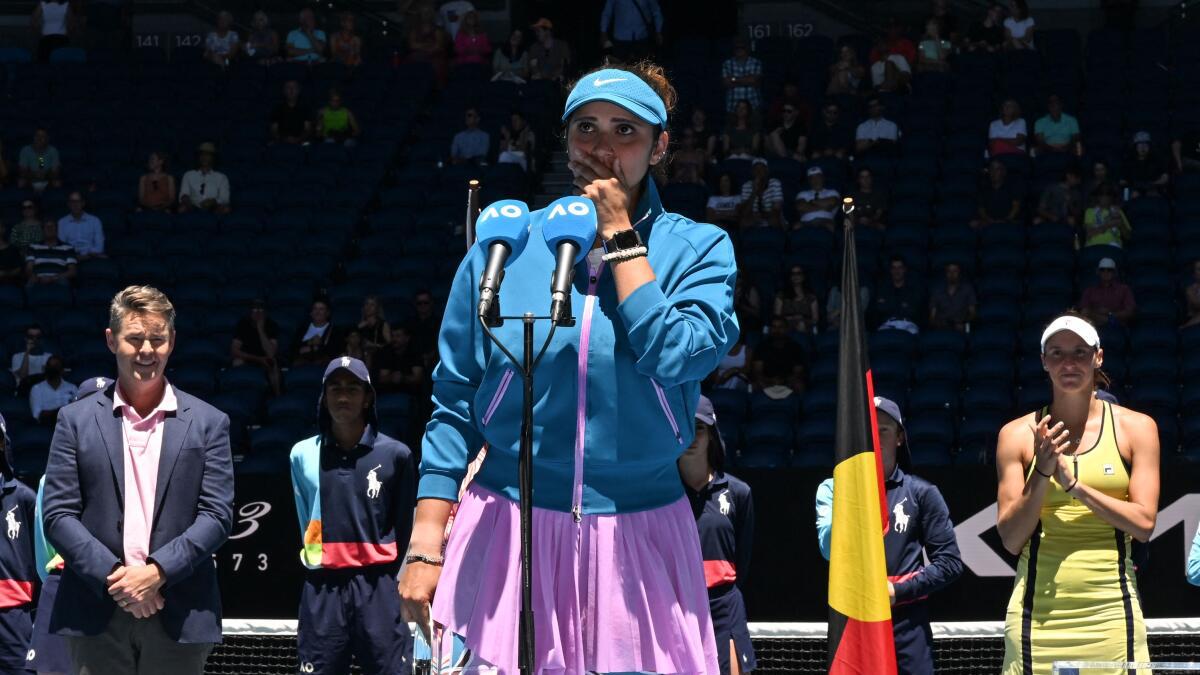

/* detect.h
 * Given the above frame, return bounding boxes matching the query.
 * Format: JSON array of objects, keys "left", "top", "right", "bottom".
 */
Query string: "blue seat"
[
  {"left": 250, "top": 424, "right": 307, "bottom": 457},
  {"left": 919, "top": 330, "right": 967, "bottom": 356},
  {"left": 169, "top": 365, "right": 215, "bottom": 397},
  {"left": 909, "top": 383, "right": 960, "bottom": 415},
  {"left": 218, "top": 367, "right": 269, "bottom": 397},
  {"left": 914, "top": 354, "right": 963, "bottom": 385},
  {"left": 376, "top": 393, "right": 413, "bottom": 421},
  {"left": 267, "top": 391, "right": 315, "bottom": 425},
  {"left": 708, "top": 389, "right": 749, "bottom": 428},
  {"left": 740, "top": 420, "right": 793, "bottom": 468},
  {"left": 284, "top": 365, "right": 325, "bottom": 393}
]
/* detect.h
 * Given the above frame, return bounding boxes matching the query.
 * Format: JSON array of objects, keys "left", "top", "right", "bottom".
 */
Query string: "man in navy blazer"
[{"left": 42, "top": 285, "right": 234, "bottom": 674}]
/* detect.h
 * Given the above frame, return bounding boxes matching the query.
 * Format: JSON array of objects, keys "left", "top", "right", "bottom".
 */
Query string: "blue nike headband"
[{"left": 561, "top": 68, "right": 668, "bottom": 128}]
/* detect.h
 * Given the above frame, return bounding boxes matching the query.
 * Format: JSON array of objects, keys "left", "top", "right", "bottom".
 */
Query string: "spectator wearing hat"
[
  {"left": 848, "top": 166, "right": 888, "bottom": 230},
  {"left": 10, "top": 200, "right": 43, "bottom": 254},
  {"left": 600, "top": 0, "right": 663, "bottom": 62},
  {"left": 286, "top": 8, "right": 326, "bottom": 63},
  {"left": 1080, "top": 258, "right": 1136, "bottom": 327},
  {"left": 1121, "top": 131, "right": 1169, "bottom": 199},
  {"left": 816, "top": 396, "right": 963, "bottom": 675},
  {"left": 179, "top": 143, "right": 231, "bottom": 215},
  {"left": 855, "top": 98, "right": 901, "bottom": 158},
  {"left": 679, "top": 396, "right": 757, "bottom": 675},
  {"left": 450, "top": 107, "right": 490, "bottom": 165},
  {"left": 1034, "top": 94, "right": 1082, "bottom": 156},
  {"left": 29, "top": 355, "right": 76, "bottom": 425},
  {"left": 971, "top": 159, "right": 1021, "bottom": 229},
  {"left": 794, "top": 167, "right": 841, "bottom": 232},
  {"left": 721, "top": 37, "right": 763, "bottom": 112},
  {"left": 1034, "top": 166, "right": 1084, "bottom": 227},
  {"left": 928, "top": 262, "right": 977, "bottom": 332},
  {"left": 528, "top": 18, "right": 570, "bottom": 82},
  {"left": 739, "top": 159, "right": 785, "bottom": 229},
  {"left": 808, "top": 102, "right": 854, "bottom": 160},
  {"left": 17, "top": 128, "right": 62, "bottom": 192},
  {"left": 271, "top": 80, "right": 314, "bottom": 146},
  {"left": 436, "top": 0, "right": 475, "bottom": 40},
  {"left": 1083, "top": 185, "right": 1131, "bottom": 249},
  {"left": 57, "top": 191, "right": 105, "bottom": 261},
  {"left": 0, "top": 409, "right": 37, "bottom": 675},
  {"left": 988, "top": 99, "right": 1028, "bottom": 157},
  {"left": 24, "top": 219, "right": 76, "bottom": 288},
  {"left": 231, "top": 300, "right": 281, "bottom": 397}
]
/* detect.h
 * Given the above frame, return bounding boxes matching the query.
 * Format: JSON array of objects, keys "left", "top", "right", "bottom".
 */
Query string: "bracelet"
[
  {"left": 1034, "top": 464, "right": 1053, "bottom": 478},
  {"left": 1065, "top": 477, "right": 1079, "bottom": 494},
  {"left": 404, "top": 553, "right": 444, "bottom": 567},
  {"left": 601, "top": 245, "right": 648, "bottom": 263}
]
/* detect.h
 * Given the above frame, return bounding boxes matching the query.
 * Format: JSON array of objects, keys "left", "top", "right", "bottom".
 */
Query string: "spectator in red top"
[
  {"left": 871, "top": 18, "right": 917, "bottom": 65},
  {"left": 1079, "top": 258, "right": 1136, "bottom": 327},
  {"left": 453, "top": 10, "right": 492, "bottom": 65}
]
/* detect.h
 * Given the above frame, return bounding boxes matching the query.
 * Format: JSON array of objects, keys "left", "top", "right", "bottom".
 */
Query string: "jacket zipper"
[
  {"left": 573, "top": 260, "right": 603, "bottom": 522},
  {"left": 651, "top": 379, "right": 683, "bottom": 444},
  {"left": 480, "top": 368, "right": 515, "bottom": 427}
]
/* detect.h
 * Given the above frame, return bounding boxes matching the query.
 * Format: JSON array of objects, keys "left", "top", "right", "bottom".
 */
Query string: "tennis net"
[{"left": 211, "top": 619, "right": 1200, "bottom": 674}]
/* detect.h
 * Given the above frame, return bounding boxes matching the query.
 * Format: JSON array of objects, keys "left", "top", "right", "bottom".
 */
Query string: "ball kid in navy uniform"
[
  {"left": 815, "top": 396, "right": 963, "bottom": 675},
  {"left": 0, "top": 412, "right": 36, "bottom": 675},
  {"left": 27, "top": 377, "right": 112, "bottom": 675},
  {"left": 289, "top": 356, "right": 416, "bottom": 675},
  {"left": 680, "top": 396, "right": 756, "bottom": 675}
]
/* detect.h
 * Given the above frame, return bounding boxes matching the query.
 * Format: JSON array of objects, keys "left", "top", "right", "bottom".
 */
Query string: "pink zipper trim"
[
  {"left": 573, "top": 261, "right": 604, "bottom": 520},
  {"left": 651, "top": 379, "right": 683, "bottom": 444},
  {"left": 480, "top": 368, "right": 515, "bottom": 427}
]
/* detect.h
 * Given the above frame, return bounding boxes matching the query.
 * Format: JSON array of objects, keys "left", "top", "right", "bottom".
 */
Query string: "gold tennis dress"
[{"left": 1002, "top": 402, "right": 1149, "bottom": 675}]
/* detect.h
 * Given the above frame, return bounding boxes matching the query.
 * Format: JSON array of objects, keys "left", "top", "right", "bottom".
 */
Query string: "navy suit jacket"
[{"left": 42, "top": 385, "right": 234, "bottom": 644}]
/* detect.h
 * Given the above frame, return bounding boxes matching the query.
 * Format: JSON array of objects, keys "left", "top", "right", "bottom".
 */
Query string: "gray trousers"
[{"left": 64, "top": 611, "right": 213, "bottom": 675}]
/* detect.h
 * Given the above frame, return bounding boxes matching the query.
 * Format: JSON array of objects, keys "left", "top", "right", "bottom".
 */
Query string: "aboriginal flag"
[{"left": 826, "top": 211, "right": 897, "bottom": 675}]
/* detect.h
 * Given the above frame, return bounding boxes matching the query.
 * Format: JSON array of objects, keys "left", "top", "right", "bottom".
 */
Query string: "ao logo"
[
  {"left": 26, "top": 649, "right": 34, "bottom": 662},
  {"left": 300, "top": 662, "right": 315, "bottom": 673},
  {"left": 480, "top": 204, "right": 525, "bottom": 221},
  {"left": 547, "top": 201, "right": 591, "bottom": 218}
]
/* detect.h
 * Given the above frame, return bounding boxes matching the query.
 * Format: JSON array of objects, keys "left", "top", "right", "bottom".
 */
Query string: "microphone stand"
[
  {"left": 464, "top": 179, "right": 481, "bottom": 249},
  {"left": 478, "top": 302, "right": 571, "bottom": 675}
]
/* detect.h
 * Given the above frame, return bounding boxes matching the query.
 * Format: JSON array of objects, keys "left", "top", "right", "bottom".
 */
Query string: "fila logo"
[
  {"left": 5, "top": 506, "right": 19, "bottom": 540},
  {"left": 593, "top": 77, "right": 627, "bottom": 87},
  {"left": 547, "top": 201, "right": 591, "bottom": 219}
]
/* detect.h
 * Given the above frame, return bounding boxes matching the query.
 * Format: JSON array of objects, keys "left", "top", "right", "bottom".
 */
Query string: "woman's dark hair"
[
  {"left": 702, "top": 421, "right": 726, "bottom": 474},
  {"left": 502, "top": 29, "right": 526, "bottom": 59},
  {"left": 1046, "top": 310, "right": 1112, "bottom": 391},
  {"left": 779, "top": 265, "right": 812, "bottom": 300},
  {"left": 1012, "top": 0, "right": 1030, "bottom": 20},
  {"left": 715, "top": 172, "right": 734, "bottom": 195},
  {"left": 565, "top": 58, "right": 678, "bottom": 182}
]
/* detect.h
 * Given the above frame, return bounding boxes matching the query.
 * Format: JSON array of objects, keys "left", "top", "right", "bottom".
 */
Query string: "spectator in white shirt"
[
  {"left": 1003, "top": 0, "right": 1036, "bottom": 51},
  {"left": 29, "top": 355, "right": 76, "bottom": 424},
  {"left": 11, "top": 324, "right": 51, "bottom": 389},
  {"left": 57, "top": 191, "right": 105, "bottom": 259},
  {"left": 179, "top": 142, "right": 231, "bottom": 215},
  {"left": 988, "top": 98, "right": 1028, "bottom": 157},
  {"left": 855, "top": 98, "right": 901, "bottom": 158},
  {"left": 204, "top": 10, "right": 240, "bottom": 66},
  {"left": 794, "top": 166, "right": 841, "bottom": 232}
]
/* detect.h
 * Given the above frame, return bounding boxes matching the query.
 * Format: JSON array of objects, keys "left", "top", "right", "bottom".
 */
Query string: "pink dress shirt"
[{"left": 113, "top": 383, "right": 178, "bottom": 566}]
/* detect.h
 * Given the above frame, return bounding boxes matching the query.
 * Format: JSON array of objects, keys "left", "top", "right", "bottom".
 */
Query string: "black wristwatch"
[{"left": 602, "top": 228, "right": 644, "bottom": 255}]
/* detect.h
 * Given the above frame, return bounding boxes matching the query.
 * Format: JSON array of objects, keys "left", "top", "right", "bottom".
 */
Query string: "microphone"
[
  {"left": 542, "top": 196, "right": 598, "bottom": 326},
  {"left": 475, "top": 199, "right": 531, "bottom": 320}
]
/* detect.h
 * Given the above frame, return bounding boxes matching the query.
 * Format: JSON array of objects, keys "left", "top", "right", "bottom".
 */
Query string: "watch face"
[{"left": 613, "top": 230, "right": 640, "bottom": 248}]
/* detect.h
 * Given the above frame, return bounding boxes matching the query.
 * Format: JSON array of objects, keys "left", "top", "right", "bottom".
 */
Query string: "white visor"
[{"left": 1040, "top": 316, "right": 1101, "bottom": 353}]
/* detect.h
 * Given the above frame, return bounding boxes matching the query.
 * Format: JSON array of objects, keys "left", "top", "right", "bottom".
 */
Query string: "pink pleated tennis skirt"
[{"left": 431, "top": 484, "right": 719, "bottom": 674}]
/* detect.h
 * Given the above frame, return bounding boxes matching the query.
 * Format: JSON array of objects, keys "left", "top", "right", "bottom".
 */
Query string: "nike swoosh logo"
[{"left": 593, "top": 77, "right": 627, "bottom": 87}]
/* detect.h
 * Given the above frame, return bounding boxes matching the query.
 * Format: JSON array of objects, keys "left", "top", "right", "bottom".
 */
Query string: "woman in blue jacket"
[{"left": 399, "top": 60, "right": 739, "bottom": 674}]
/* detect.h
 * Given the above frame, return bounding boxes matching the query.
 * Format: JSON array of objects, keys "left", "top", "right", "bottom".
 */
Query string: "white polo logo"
[
  {"left": 5, "top": 506, "right": 19, "bottom": 540},
  {"left": 593, "top": 77, "right": 627, "bottom": 87},
  {"left": 367, "top": 465, "right": 383, "bottom": 499},
  {"left": 547, "top": 201, "right": 591, "bottom": 219},
  {"left": 893, "top": 498, "right": 910, "bottom": 533},
  {"left": 341, "top": 356, "right": 351, "bottom": 369},
  {"left": 95, "top": 377, "right": 106, "bottom": 389},
  {"left": 718, "top": 490, "right": 732, "bottom": 516}
]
